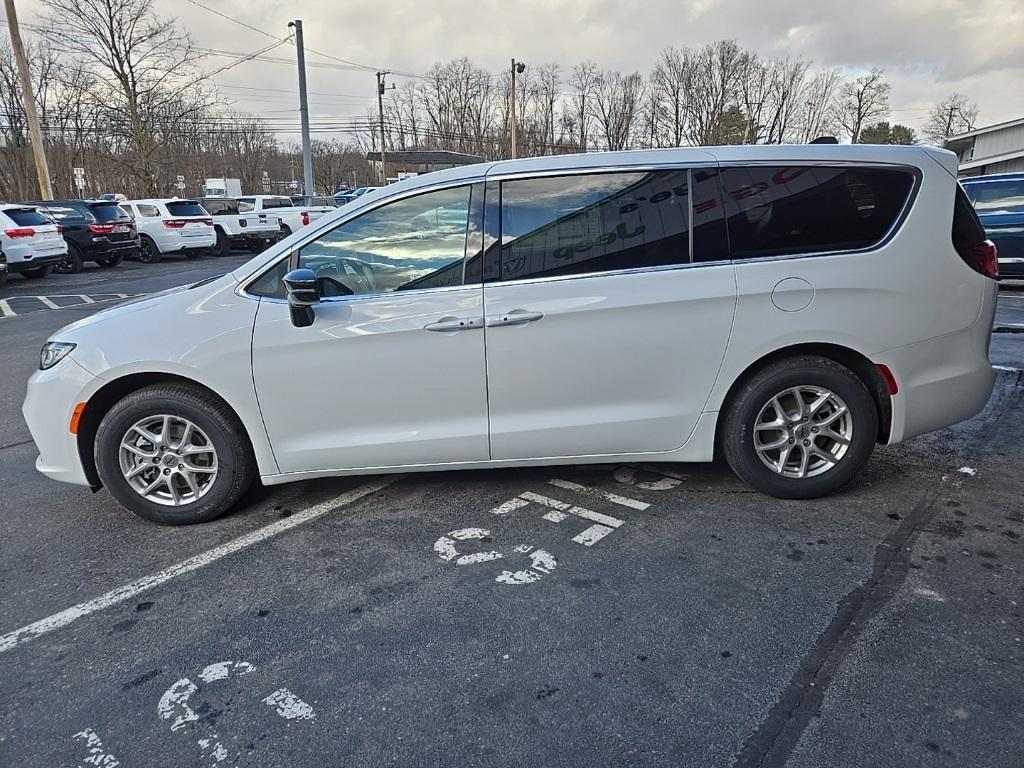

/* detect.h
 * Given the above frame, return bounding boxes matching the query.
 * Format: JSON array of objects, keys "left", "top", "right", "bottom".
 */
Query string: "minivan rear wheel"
[
  {"left": 721, "top": 356, "right": 877, "bottom": 499},
  {"left": 95, "top": 384, "right": 256, "bottom": 525}
]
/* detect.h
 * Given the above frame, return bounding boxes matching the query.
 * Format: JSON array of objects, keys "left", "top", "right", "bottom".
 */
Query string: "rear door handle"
[
  {"left": 424, "top": 316, "right": 483, "bottom": 332},
  {"left": 486, "top": 309, "right": 544, "bottom": 328}
]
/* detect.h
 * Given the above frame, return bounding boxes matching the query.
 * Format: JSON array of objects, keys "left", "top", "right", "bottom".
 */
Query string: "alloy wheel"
[
  {"left": 118, "top": 415, "right": 219, "bottom": 506},
  {"left": 752, "top": 386, "right": 853, "bottom": 479}
]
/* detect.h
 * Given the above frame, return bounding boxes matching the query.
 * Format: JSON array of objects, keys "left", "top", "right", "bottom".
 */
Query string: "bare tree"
[
  {"left": 567, "top": 61, "right": 600, "bottom": 151},
  {"left": 684, "top": 40, "right": 747, "bottom": 146},
  {"left": 836, "top": 68, "right": 890, "bottom": 143},
  {"left": 592, "top": 70, "right": 644, "bottom": 151},
  {"left": 649, "top": 47, "right": 691, "bottom": 146},
  {"left": 793, "top": 67, "right": 843, "bottom": 142},
  {"left": 924, "top": 93, "right": 978, "bottom": 145}
]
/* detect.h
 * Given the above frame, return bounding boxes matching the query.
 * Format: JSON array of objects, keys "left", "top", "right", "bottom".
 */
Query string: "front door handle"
[
  {"left": 486, "top": 309, "right": 545, "bottom": 328},
  {"left": 424, "top": 316, "right": 483, "bottom": 332}
]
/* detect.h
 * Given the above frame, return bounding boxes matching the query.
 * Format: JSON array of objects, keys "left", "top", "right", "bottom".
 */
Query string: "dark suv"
[
  {"left": 961, "top": 172, "right": 1024, "bottom": 279},
  {"left": 25, "top": 199, "right": 140, "bottom": 274}
]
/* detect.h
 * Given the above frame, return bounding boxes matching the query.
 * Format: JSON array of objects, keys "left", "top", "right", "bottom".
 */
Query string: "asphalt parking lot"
[{"left": 1, "top": 261, "right": 1022, "bottom": 767}]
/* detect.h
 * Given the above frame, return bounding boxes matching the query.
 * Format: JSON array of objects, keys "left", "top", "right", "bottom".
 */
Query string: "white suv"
[
  {"left": 120, "top": 199, "right": 215, "bottom": 263},
  {"left": 0, "top": 203, "right": 68, "bottom": 282},
  {"left": 24, "top": 145, "right": 998, "bottom": 524}
]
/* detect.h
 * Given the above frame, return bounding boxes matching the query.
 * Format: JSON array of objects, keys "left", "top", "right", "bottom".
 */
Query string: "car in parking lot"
[
  {"left": 236, "top": 195, "right": 332, "bottom": 237},
  {"left": 961, "top": 172, "right": 1024, "bottom": 278},
  {"left": 23, "top": 144, "right": 998, "bottom": 525},
  {"left": 197, "top": 197, "right": 282, "bottom": 256},
  {"left": 0, "top": 203, "right": 68, "bottom": 282},
  {"left": 26, "top": 199, "right": 139, "bottom": 273},
  {"left": 119, "top": 199, "right": 215, "bottom": 263}
]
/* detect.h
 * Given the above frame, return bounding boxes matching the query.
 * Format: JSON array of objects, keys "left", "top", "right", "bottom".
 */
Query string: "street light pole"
[
  {"left": 376, "top": 71, "right": 392, "bottom": 185},
  {"left": 510, "top": 59, "right": 526, "bottom": 159},
  {"left": 4, "top": 0, "right": 51, "bottom": 198},
  {"left": 289, "top": 20, "right": 315, "bottom": 198}
]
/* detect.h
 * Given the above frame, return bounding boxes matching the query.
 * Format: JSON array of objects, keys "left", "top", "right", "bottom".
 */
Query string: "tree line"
[{"left": 0, "top": 0, "right": 981, "bottom": 202}]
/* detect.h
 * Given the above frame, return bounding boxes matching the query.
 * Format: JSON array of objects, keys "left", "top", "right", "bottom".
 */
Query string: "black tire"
[
  {"left": 209, "top": 228, "right": 230, "bottom": 257},
  {"left": 96, "top": 252, "right": 124, "bottom": 267},
  {"left": 21, "top": 264, "right": 52, "bottom": 279},
  {"left": 0, "top": 269, "right": 7, "bottom": 289},
  {"left": 95, "top": 384, "right": 256, "bottom": 525},
  {"left": 138, "top": 236, "right": 161, "bottom": 264},
  {"left": 721, "top": 356, "right": 878, "bottom": 499},
  {"left": 55, "top": 244, "right": 84, "bottom": 274},
  {"left": 280, "top": 224, "right": 292, "bottom": 238}
]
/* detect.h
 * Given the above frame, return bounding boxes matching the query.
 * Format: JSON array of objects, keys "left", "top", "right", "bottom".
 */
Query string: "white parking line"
[
  {"left": 0, "top": 478, "right": 400, "bottom": 654},
  {"left": 548, "top": 479, "right": 650, "bottom": 510},
  {"left": 38, "top": 296, "right": 60, "bottom": 309}
]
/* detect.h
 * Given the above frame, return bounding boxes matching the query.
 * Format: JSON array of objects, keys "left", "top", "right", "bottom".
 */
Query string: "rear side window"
[
  {"left": 721, "top": 166, "right": 915, "bottom": 259},
  {"left": 88, "top": 202, "right": 128, "bottom": 221},
  {"left": 202, "top": 199, "right": 238, "bottom": 215},
  {"left": 497, "top": 170, "right": 691, "bottom": 281},
  {"left": 165, "top": 201, "right": 207, "bottom": 217},
  {"left": 964, "top": 180, "right": 1024, "bottom": 214},
  {"left": 262, "top": 197, "right": 294, "bottom": 210},
  {"left": 237, "top": 198, "right": 255, "bottom": 213},
  {"left": 136, "top": 204, "right": 160, "bottom": 217},
  {"left": 952, "top": 184, "right": 987, "bottom": 248},
  {"left": 41, "top": 205, "right": 86, "bottom": 222},
  {"left": 4, "top": 208, "right": 50, "bottom": 226}
]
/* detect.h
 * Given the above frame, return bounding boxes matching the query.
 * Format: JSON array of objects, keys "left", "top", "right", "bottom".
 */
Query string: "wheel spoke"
[
  {"left": 132, "top": 424, "right": 160, "bottom": 445},
  {"left": 810, "top": 446, "right": 838, "bottom": 464},
  {"left": 788, "top": 388, "right": 806, "bottom": 420},
  {"left": 181, "top": 470, "right": 201, "bottom": 498},
  {"left": 176, "top": 422, "right": 193, "bottom": 450},
  {"left": 160, "top": 415, "right": 171, "bottom": 445},
  {"left": 182, "top": 460, "right": 217, "bottom": 474},
  {"left": 167, "top": 477, "right": 181, "bottom": 505},
  {"left": 121, "top": 441, "right": 157, "bottom": 459},
  {"left": 757, "top": 434, "right": 790, "bottom": 451},
  {"left": 808, "top": 391, "right": 831, "bottom": 416},
  {"left": 795, "top": 445, "right": 810, "bottom": 478},
  {"left": 141, "top": 475, "right": 166, "bottom": 496},
  {"left": 775, "top": 444, "right": 793, "bottom": 473},
  {"left": 821, "top": 428, "right": 850, "bottom": 447},
  {"left": 124, "top": 463, "right": 150, "bottom": 479},
  {"left": 755, "top": 419, "right": 787, "bottom": 432},
  {"left": 182, "top": 443, "right": 214, "bottom": 456},
  {"left": 816, "top": 405, "right": 848, "bottom": 427}
]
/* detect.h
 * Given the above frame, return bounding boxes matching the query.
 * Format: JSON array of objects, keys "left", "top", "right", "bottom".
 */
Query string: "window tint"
[
  {"left": 965, "top": 180, "right": 1024, "bottom": 214},
  {"left": 88, "top": 202, "right": 128, "bottom": 221},
  {"left": 119, "top": 205, "right": 134, "bottom": 218},
  {"left": 137, "top": 204, "right": 161, "bottom": 217},
  {"left": 497, "top": 170, "right": 690, "bottom": 281},
  {"left": 165, "top": 200, "right": 207, "bottom": 217},
  {"left": 5, "top": 208, "right": 50, "bottom": 226},
  {"left": 237, "top": 199, "right": 255, "bottom": 213},
  {"left": 248, "top": 258, "right": 289, "bottom": 299},
  {"left": 721, "top": 166, "right": 914, "bottom": 258},
  {"left": 202, "top": 199, "right": 238, "bottom": 215},
  {"left": 262, "top": 197, "right": 294, "bottom": 210},
  {"left": 41, "top": 205, "right": 86, "bottom": 222},
  {"left": 297, "top": 185, "right": 472, "bottom": 297}
]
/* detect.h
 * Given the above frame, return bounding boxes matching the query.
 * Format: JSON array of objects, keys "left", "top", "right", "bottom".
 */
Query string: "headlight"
[{"left": 40, "top": 341, "right": 76, "bottom": 370}]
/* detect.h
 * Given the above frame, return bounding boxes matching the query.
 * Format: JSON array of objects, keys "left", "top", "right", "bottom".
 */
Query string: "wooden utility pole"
[
  {"left": 4, "top": 0, "right": 52, "bottom": 199},
  {"left": 510, "top": 59, "right": 525, "bottom": 159},
  {"left": 376, "top": 71, "right": 392, "bottom": 185}
]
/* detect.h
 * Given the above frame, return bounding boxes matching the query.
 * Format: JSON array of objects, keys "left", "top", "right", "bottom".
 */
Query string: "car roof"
[
  {"left": 961, "top": 172, "right": 1024, "bottom": 183},
  {"left": 0, "top": 202, "right": 41, "bottom": 211},
  {"left": 126, "top": 198, "right": 200, "bottom": 205}
]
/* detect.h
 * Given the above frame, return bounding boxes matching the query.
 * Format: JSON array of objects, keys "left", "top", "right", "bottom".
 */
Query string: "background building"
[
  {"left": 946, "top": 117, "right": 1024, "bottom": 177},
  {"left": 365, "top": 150, "right": 483, "bottom": 182}
]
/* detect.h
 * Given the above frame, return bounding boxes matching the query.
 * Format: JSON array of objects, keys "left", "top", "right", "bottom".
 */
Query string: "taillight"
[
  {"left": 56, "top": 225, "right": 64, "bottom": 233},
  {"left": 162, "top": 219, "right": 187, "bottom": 228},
  {"left": 88, "top": 223, "right": 115, "bottom": 235},
  {"left": 4, "top": 227, "right": 35, "bottom": 237},
  {"left": 200, "top": 217, "right": 213, "bottom": 226},
  {"left": 300, "top": 211, "right": 309, "bottom": 226},
  {"left": 956, "top": 239, "right": 998, "bottom": 279}
]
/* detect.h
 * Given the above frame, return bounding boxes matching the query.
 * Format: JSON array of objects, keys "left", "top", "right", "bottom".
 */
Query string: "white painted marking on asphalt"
[
  {"left": 158, "top": 678, "right": 200, "bottom": 732},
  {"left": 490, "top": 496, "right": 531, "bottom": 515},
  {"left": 37, "top": 296, "right": 60, "bottom": 309},
  {"left": 0, "top": 299, "right": 15, "bottom": 318},
  {"left": 573, "top": 524, "right": 616, "bottom": 547},
  {"left": 72, "top": 727, "right": 120, "bottom": 767},
  {"left": 0, "top": 478, "right": 400, "bottom": 654},
  {"left": 542, "top": 510, "right": 569, "bottom": 523},
  {"left": 958, "top": 466, "right": 977, "bottom": 476},
  {"left": 519, "top": 491, "right": 571, "bottom": 510},
  {"left": 263, "top": 688, "right": 316, "bottom": 720},
  {"left": 548, "top": 478, "right": 650, "bottom": 510},
  {"left": 495, "top": 546, "right": 557, "bottom": 585},
  {"left": 79, "top": 294, "right": 95, "bottom": 304},
  {"left": 434, "top": 528, "right": 502, "bottom": 565},
  {"left": 993, "top": 364, "right": 1022, "bottom": 372},
  {"left": 912, "top": 587, "right": 946, "bottom": 602},
  {"left": 199, "top": 660, "right": 254, "bottom": 683}
]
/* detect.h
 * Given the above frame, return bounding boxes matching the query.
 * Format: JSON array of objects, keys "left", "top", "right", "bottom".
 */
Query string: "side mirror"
[{"left": 283, "top": 268, "right": 319, "bottom": 328}]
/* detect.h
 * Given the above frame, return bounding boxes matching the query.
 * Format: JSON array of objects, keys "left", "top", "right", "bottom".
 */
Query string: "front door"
[
  {"left": 481, "top": 167, "right": 736, "bottom": 460},
  {"left": 251, "top": 183, "right": 489, "bottom": 474}
]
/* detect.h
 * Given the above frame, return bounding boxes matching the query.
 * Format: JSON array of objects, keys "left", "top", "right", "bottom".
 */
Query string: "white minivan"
[{"left": 24, "top": 145, "right": 998, "bottom": 524}]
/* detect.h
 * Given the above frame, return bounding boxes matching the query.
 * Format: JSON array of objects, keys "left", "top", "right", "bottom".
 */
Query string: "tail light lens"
[
  {"left": 199, "top": 217, "right": 213, "bottom": 226},
  {"left": 957, "top": 240, "right": 998, "bottom": 279},
  {"left": 301, "top": 211, "right": 309, "bottom": 226},
  {"left": 952, "top": 185, "right": 998, "bottom": 279},
  {"left": 56, "top": 225, "right": 64, "bottom": 233},
  {"left": 88, "top": 223, "right": 115, "bottom": 235},
  {"left": 163, "top": 219, "right": 187, "bottom": 228},
  {"left": 4, "top": 227, "right": 35, "bottom": 237}
]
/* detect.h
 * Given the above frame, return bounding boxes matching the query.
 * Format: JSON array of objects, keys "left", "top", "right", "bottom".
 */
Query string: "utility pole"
[
  {"left": 376, "top": 71, "right": 393, "bottom": 185},
  {"left": 289, "top": 20, "right": 315, "bottom": 198},
  {"left": 510, "top": 58, "right": 526, "bottom": 159},
  {"left": 4, "top": 0, "right": 51, "bottom": 199}
]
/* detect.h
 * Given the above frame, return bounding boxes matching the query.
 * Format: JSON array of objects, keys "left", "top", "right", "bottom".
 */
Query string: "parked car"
[
  {"left": 26, "top": 199, "right": 139, "bottom": 273},
  {"left": 98, "top": 193, "right": 127, "bottom": 202},
  {"left": 0, "top": 203, "right": 68, "bottom": 282},
  {"left": 119, "top": 199, "right": 215, "bottom": 263},
  {"left": 236, "top": 195, "right": 332, "bottom": 237},
  {"left": 24, "top": 144, "right": 998, "bottom": 525},
  {"left": 197, "top": 197, "right": 282, "bottom": 256},
  {"left": 961, "top": 172, "right": 1024, "bottom": 279}
]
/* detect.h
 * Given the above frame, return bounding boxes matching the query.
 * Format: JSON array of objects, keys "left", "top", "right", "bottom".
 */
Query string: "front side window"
[
  {"left": 497, "top": 170, "right": 691, "bottom": 281},
  {"left": 965, "top": 180, "right": 1024, "bottom": 214},
  {"left": 237, "top": 198, "right": 255, "bottom": 213},
  {"left": 721, "top": 166, "right": 915, "bottom": 259},
  {"left": 296, "top": 185, "right": 473, "bottom": 297}
]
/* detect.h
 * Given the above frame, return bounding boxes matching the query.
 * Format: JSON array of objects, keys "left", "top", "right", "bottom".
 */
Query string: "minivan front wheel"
[
  {"left": 95, "top": 384, "right": 255, "bottom": 524},
  {"left": 721, "top": 356, "right": 877, "bottom": 499}
]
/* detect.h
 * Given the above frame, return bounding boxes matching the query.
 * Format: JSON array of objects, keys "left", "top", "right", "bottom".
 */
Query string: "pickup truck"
[
  {"left": 198, "top": 197, "right": 282, "bottom": 256},
  {"left": 236, "top": 195, "right": 334, "bottom": 237}
]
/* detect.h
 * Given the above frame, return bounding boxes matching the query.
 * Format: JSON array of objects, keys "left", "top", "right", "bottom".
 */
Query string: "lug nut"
[
  {"left": 162, "top": 468, "right": 170, "bottom": 475},
  {"left": 811, "top": 427, "right": 819, "bottom": 433},
  {"left": 803, "top": 440, "right": 810, "bottom": 446},
  {"left": 788, "top": 438, "right": 795, "bottom": 444}
]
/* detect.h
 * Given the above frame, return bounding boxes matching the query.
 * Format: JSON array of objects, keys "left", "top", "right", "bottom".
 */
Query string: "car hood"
[{"left": 49, "top": 273, "right": 239, "bottom": 340}]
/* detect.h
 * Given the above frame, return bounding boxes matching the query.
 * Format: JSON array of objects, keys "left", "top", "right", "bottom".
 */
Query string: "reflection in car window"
[
  {"left": 137, "top": 204, "right": 161, "bottom": 217},
  {"left": 498, "top": 171, "right": 691, "bottom": 281},
  {"left": 966, "top": 181, "right": 1024, "bottom": 214},
  {"left": 237, "top": 199, "right": 255, "bottom": 213},
  {"left": 41, "top": 205, "right": 85, "bottom": 222},
  {"left": 297, "top": 185, "right": 471, "bottom": 297}
]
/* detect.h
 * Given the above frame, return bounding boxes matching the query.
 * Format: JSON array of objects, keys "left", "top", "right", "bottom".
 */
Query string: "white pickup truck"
[
  {"left": 236, "top": 195, "right": 334, "bottom": 238},
  {"left": 198, "top": 197, "right": 282, "bottom": 256}
]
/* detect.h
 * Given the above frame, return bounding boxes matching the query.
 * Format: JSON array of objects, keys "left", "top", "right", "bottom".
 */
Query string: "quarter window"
[
  {"left": 137, "top": 204, "right": 161, "bottom": 217},
  {"left": 496, "top": 170, "right": 691, "bottom": 281},
  {"left": 964, "top": 180, "right": 1024, "bottom": 214},
  {"left": 297, "top": 185, "right": 473, "bottom": 297},
  {"left": 720, "top": 166, "right": 915, "bottom": 258}
]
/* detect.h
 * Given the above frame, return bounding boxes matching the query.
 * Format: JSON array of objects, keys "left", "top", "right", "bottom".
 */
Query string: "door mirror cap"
[{"left": 284, "top": 268, "right": 319, "bottom": 328}]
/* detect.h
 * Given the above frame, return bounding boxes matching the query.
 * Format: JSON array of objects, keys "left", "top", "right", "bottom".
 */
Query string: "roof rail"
[{"left": 809, "top": 136, "right": 839, "bottom": 144}]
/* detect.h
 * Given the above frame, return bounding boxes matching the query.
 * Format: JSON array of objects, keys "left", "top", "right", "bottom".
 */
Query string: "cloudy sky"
[{"left": 23, "top": 0, "right": 1024, "bottom": 140}]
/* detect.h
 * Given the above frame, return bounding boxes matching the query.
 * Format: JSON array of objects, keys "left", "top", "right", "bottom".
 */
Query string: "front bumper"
[{"left": 22, "top": 357, "right": 101, "bottom": 487}]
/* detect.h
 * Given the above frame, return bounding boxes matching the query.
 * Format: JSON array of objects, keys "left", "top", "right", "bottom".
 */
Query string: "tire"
[
  {"left": 280, "top": 224, "right": 292, "bottom": 238},
  {"left": 54, "top": 244, "right": 84, "bottom": 274},
  {"left": 21, "top": 264, "right": 52, "bottom": 279},
  {"left": 0, "top": 269, "right": 7, "bottom": 289},
  {"left": 138, "top": 236, "right": 161, "bottom": 264},
  {"left": 95, "top": 384, "right": 256, "bottom": 525},
  {"left": 96, "top": 252, "right": 124, "bottom": 268},
  {"left": 721, "top": 356, "right": 878, "bottom": 499},
  {"left": 209, "top": 228, "right": 230, "bottom": 257}
]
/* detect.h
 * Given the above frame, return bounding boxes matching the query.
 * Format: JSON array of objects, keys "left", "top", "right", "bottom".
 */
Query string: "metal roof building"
[{"left": 945, "top": 117, "right": 1024, "bottom": 177}]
